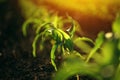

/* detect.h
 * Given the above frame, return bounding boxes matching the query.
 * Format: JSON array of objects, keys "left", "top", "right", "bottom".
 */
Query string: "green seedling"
[
  {"left": 22, "top": 6, "right": 120, "bottom": 80},
  {"left": 22, "top": 12, "right": 77, "bottom": 71}
]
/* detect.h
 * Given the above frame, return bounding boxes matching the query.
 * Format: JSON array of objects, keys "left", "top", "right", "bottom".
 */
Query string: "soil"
[{"left": 0, "top": 1, "right": 54, "bottom": 80}]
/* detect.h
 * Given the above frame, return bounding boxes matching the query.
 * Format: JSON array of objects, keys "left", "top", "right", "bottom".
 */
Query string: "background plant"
[{"left": 53, "top": 13, "right": 120, "bottom": 80}]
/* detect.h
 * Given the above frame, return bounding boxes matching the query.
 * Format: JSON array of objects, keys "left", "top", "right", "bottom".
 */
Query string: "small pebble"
[{"left": 0, "top": 52, "right": 2, "bottom": 56}]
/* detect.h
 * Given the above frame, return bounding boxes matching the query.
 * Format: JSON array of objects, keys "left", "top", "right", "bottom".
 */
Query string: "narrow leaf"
[
  {"left": 32, "top": 34, "right": 41, "bottom": 57},
  {"left": 86, "top": 32, "right": 105, "bottom": 62}
]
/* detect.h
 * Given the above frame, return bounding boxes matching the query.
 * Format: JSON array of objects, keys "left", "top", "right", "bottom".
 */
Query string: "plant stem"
[{"left": 76, "top": 74, "right": 80, "bottom": 80}]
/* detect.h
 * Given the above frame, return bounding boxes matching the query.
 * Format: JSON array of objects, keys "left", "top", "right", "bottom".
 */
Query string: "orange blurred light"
[{"left": 32, "top": 0, "right": 120, "bottom": 39}]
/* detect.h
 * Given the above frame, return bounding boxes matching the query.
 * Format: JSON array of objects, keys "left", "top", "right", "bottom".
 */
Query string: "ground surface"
[{"left": 0, "top": 1, "right": 54, "bottom": 80}]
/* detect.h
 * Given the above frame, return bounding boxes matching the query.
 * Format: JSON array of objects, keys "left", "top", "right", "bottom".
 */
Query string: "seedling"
[
  {"left": 22, "top": 7, "right": 120, "bottom": 80},
  {"left": 22, "top": 10, "right": 77, "bottom": 71}
]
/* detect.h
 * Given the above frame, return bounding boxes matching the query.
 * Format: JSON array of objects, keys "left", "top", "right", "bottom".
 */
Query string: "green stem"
[
  {"left": 50, "top": 44, "right": 58, "bottom": 71},
  {"left": 76, "top": 74, "right": 80, "bottom": 80}
]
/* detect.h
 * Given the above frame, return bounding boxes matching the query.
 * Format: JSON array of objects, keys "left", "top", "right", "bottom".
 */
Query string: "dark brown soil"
[{"left": 0, "top": 1, "right": 55, "bottom": 80}]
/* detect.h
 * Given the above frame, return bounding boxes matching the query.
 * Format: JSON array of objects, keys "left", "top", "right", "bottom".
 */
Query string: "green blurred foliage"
[{"left": 20, "top": 0, "right": 120, "bottom": 79}]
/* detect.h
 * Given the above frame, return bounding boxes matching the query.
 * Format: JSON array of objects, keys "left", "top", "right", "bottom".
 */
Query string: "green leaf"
[
  {"left": 64, "top": 39, "right": 73, "bottom": 51},
  {"left": 58, "top": 29, "right": 70, "bottom": 40},
  {"left": 35, "top": 22, "right": 50, "bottom": 34},
  {"left": 32, "top": 34, "right": 41, "bottom": 57},
  {"left": 112, "top": 13, "right": 120, "bottom": 38},
  {"left": 22, "top": 18, "right": 41, "bottom": 36},
  {"left": 52, "top": 15, "right": 59, "bottom": 28},
  {"left": 52, "top": 29, "right": 63, "bottom": 44},
  {"left": 86, "top": 32, "right": 105, "bottom": 62},
  {"left": 100, "top": 39, "right": 119, "bottom": 66},
  {"left": 118, "top": 40, "right": 120, "bottom": 50},
  {"left": 66, "top": 16, "right": 76, "bottom": 38},
  {"left": 114, "top": 64, "right": 120, "bottom": 80},
  {"left": 74, "top": 37, "right": 94, "bottom": 54},
  {"left": 53, "top": 54, "right": 102, "bottom": 80}
]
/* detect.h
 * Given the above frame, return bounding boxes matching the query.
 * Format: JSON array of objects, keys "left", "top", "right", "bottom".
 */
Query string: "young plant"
[
  {"left": 22, "top": 5, "right": 120, "bottom": 80},
  {"left": 22, "top": 11, "right": 77, "bottom": 71}
]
